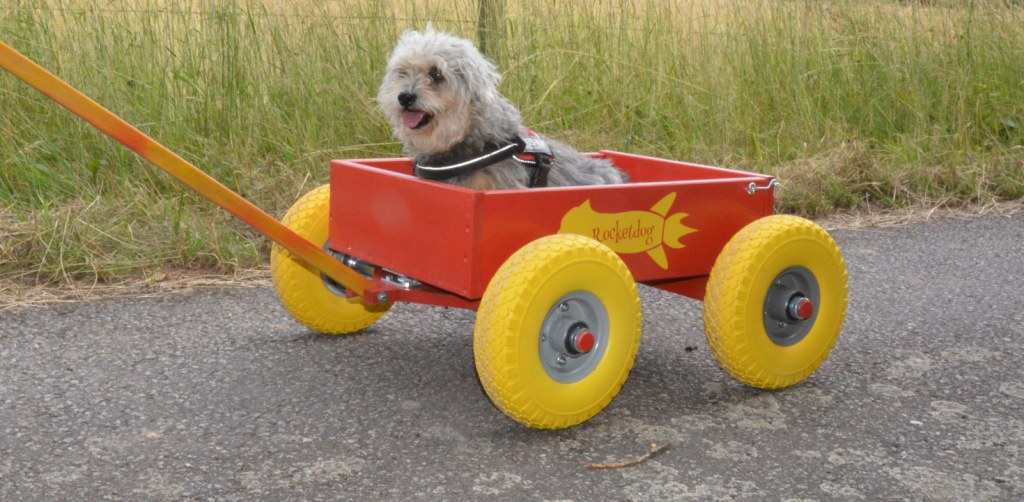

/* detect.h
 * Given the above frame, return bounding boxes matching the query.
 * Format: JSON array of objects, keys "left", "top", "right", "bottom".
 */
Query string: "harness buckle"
[{"left": 516, "top": 129, "right": 554, "bottom": 188}]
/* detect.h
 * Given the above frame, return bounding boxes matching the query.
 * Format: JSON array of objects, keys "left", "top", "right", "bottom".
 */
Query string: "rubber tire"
[
  {"left": 270, "top": 185, "right": 391, "bottom": 334},
  {"left": 703, "top": 215, "right": 848, "bottom": 389},
  {"left": 474, "top": 234, "right": 643, "bottom": 429}
]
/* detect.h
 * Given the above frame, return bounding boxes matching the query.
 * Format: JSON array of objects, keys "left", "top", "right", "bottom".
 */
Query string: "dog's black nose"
[{"left": 397, "top": 92, "right": 417, "bottom": 108}]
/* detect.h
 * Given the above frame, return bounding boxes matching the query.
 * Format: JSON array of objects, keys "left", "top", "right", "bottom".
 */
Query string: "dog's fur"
[{"left": 377, "top": 27, "right": 627, "bottom": 190}]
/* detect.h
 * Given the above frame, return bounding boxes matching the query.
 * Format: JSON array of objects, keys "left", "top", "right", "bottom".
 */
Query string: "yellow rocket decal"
[{"left": 557, "top": 192, "right": 696, "bottom": 269}]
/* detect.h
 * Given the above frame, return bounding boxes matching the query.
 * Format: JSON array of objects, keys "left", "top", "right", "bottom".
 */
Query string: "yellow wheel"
[
  {"left": 703, "top": 215, "right": 848, "bottom": 389},
  {"left": 474, "top": 234, "right": 643, "bottom": 429},
  {"left": 270, "top": 185, "right": 391, "bottom": 334}
]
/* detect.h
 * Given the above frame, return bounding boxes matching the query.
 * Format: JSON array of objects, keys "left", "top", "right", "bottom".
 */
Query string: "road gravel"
[{"left": 1, "top": 214, "right": 1023, "bottom": 501}]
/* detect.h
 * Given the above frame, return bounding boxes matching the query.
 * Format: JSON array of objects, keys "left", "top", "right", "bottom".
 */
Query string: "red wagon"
[
  {"left": 270, "top": 152, "right": 849, "bottom": 429},
  {"left": 2, "top": 42, "right": 848, "bottom": 430}
]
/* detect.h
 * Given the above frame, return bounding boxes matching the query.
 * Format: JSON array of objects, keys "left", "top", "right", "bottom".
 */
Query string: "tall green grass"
[{"left": 1, "top": 0, "right": 1022, "bottom": 285}]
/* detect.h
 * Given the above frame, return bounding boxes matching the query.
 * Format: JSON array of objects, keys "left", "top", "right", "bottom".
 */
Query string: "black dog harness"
[{"left": 414, "top": 129, "right": 554, "bottom": 188}]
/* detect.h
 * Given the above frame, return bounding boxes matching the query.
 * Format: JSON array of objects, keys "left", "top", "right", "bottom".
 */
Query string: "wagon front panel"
[{"left": 329, "top": 160, "right": 482, "bottom": 298}]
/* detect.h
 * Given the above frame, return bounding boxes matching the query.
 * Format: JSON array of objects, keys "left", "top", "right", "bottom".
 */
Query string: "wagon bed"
[{"left": 330, "top": 151, "right": 777, "bottom": 307}]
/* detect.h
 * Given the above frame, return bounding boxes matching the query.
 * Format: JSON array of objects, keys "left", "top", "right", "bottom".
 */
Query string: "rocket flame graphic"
[{"left": 557, "top": 192, "right": 696, "bottom": 269}]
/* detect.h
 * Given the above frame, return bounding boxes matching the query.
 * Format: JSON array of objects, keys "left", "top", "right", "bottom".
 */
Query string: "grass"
[{"left": 1, "top": 0, "right": 1023, "bottom": 288}]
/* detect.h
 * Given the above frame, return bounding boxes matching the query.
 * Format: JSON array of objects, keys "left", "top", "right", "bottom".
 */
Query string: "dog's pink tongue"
[{"left": 403, "top": 111, "right": 427, "bottom": 129}]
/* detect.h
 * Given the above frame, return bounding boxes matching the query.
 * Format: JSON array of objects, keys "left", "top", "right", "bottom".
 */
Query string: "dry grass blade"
[
  {"left": 0, "top": 267, "right": 271, "bottom": 312},
  {"left": 815, "top": 199, "right": 1024, "bottom": 232},
  {"left": 586, "top": 443, "right": 670, "bottom": 470}
]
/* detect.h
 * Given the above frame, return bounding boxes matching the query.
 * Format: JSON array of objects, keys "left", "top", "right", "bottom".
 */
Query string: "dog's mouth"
[{"left": 403, "top": 111, "right": 433, "bottom": 130}]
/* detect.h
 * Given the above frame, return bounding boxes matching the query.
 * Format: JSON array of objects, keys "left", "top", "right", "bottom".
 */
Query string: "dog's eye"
[
  {"left": 395, "top": 68, "right": 408, "bottom": 78},
  {"left": 428, "top": 67, "right": 444, "bottom": 83}
]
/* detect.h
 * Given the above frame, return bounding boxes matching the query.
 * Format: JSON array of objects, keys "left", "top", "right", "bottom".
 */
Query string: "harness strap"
[
  {"left": 512, "top": 129, "right": 554, "bottom": 188},
  {"left": 414, "top": 129, "right": 554, "bottom": 188}
]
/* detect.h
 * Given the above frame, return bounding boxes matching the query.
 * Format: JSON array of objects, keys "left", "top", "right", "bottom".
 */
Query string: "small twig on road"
[{"left": 586, "top": 443, "right": 670, "bottom": 469}]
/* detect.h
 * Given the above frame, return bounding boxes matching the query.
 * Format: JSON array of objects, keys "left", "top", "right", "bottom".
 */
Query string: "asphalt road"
[{"left": 2, "top": 214, "right": 1023, "bottom": 501}]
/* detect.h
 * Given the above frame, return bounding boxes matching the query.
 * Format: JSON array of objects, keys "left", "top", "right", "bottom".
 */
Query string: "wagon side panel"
[{"left": 477, "top": 177, "right": 773, "bottom": 294}]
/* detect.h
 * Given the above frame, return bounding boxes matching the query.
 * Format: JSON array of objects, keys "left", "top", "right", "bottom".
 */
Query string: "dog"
[{"left": 377, "top": 26, "right": 628, "bottom": 190}]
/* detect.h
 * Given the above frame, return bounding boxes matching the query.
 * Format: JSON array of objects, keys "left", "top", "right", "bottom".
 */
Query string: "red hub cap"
[
  {"left": 788, "top": 297, "right": 814, "bottom": 321},
  {"left": 573, "top": 331, "right": 596, "bottom": 353}
]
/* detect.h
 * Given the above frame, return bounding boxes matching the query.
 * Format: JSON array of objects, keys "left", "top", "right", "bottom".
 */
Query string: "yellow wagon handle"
[{"left": 0, "top": 40, "right": 373, "bottom": 297}]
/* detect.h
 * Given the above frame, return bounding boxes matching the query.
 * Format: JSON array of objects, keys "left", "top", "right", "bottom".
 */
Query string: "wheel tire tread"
[
  {"left": 270, "top": 185, "right": 390, "bottom": 335},
  {"left": 704, "top": 215, "right": 847, "bottom": 389},
  {"left": 474, "top": 234, "right": 641, "bottom": 429}
]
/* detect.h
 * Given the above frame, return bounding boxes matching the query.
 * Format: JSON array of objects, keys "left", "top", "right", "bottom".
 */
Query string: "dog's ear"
[{"left": 453, "top": 40, "right": 502, "bottom": 107}]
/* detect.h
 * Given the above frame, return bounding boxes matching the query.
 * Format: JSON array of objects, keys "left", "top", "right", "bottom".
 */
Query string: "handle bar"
[{"left": 0, "top": 40, "right": 373, "bottom": 297}]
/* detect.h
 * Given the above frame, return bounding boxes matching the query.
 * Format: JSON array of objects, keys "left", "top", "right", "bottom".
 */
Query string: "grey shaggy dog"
[{"left": 377, "top": 26, "right": 628, "bottom": 190}]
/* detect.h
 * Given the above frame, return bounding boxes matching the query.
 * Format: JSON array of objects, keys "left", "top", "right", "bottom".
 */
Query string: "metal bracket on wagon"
[{"left": 746, "top": 179, "right": 780, "bottom": 195}]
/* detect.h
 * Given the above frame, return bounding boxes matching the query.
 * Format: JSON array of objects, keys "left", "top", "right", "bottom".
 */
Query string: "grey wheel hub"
[
  {"left": 762, "top": 266, "right": 820, "bottom": 346},
  {"left": 538, "top": 291, "right": 609, "bottom": 384}
]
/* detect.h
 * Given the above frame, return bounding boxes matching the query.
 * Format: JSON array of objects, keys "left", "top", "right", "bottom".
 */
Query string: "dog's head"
[{"left": 377, "top": 26, "right": 502, "bottom": 155}]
